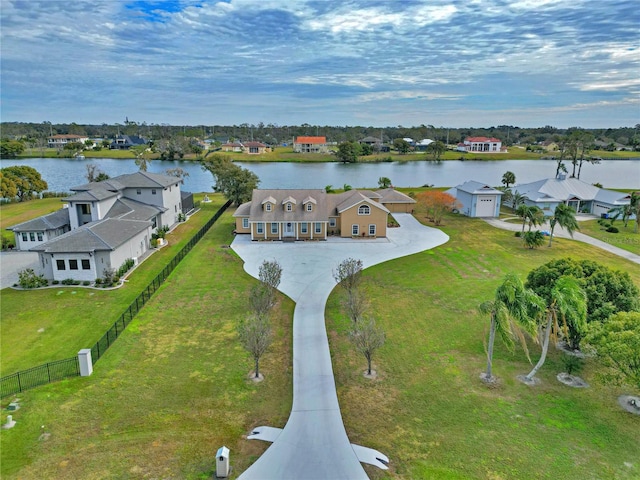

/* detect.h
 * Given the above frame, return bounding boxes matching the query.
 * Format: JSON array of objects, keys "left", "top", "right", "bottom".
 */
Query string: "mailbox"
[{"left": 216, "top": 446, "right": 230, "bottom": 478}]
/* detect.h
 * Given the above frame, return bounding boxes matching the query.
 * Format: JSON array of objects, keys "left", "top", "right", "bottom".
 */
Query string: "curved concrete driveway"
[
  {"left": 231, "top": 214, "right": 449, "bottom": 479},
  {"left": 0, "top": 251, "right": 41, "bottom": 289}
]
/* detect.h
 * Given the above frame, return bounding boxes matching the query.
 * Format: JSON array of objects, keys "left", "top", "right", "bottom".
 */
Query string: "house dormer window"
[
  {"left": 358, "top": 204, "right": 370, "bottom": 215},
  {"left": 265, "top": 203, "right": 272, "bottom": 212},
  {"left": 286, "top": 203, "right": 292, "bottom": 212},
  {"left": 306, "top": 203, "right": 312, "bottom": 212}
]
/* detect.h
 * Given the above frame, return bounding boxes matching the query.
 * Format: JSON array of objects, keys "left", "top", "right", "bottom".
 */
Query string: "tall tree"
[
  {"left": 584, "top": 311, "right": 640, "bottom": 390},
  {"left": 335, "top": 141, "right": 360, "bottom": 163},
  {"left": 548, "top": 204, "right": 579, "bottom": 247},
  {"left": 501, "top": 171, "right": 516, "bottom": 189},
  {"left": 0, "top": 166, "right": 48, "bottom": 201},
  {"left": 516, "top": 205, "right": 544, "bottom": 232},
  {"left": 393, "top": 138, "right": 411, "bottom": 154},
  {"left": 333, "top": 258, "right": 363, "bottom": 300},
  {"left": 201, "top": 154, "right": 259, "bottom": 205},
  {"left": 522, "top": 276, "right": 587, "bottom": 383},
  {"left": 349, "top": 316, "right": 385, "bottom": 376},
  {"left": 426, "top": 141, "right": 445, "bottom": 162},
  {"left": 85, "top": 164, "right": 109, "bottom": 183},
  {"left": 478, "top": 273, "right": 544, "bottom": 381},
  {"left": 511, "top": 190, "right": 525, "bottom": 210}
]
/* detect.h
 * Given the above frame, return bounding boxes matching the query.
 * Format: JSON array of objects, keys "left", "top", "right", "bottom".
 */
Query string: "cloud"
[{"left": 0, "top": 0, "right": 638, "bottom": 127}]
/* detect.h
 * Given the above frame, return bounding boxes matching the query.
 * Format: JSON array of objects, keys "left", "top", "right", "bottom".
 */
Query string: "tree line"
[{"left": 2, "top": 121, "right": 639, "bottom": 151}]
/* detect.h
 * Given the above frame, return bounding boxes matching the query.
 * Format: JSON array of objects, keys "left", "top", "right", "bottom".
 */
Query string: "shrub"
[
  {"left": 606, "top": 226, "right": 619, "bottom": 233},
  {"left": 17, "top": 269, "right": 48, "bottom": 288},
  {"left": 514, "top": 231, "right": 522, "bottom": 237},
  {"left": 117, "top": 258, "right": 135, "bottom": 277},
  {"left": 102, "top": 267, "right": 116, "bottom": 286},
  {"left": 61, "top": 278, "right": 75, "bottom": 285},
  {"left": 561, "top": 355, "right": 584, "bottom": 375},
  {"left": 52, "top": 280, "right": 59, "bottom": 285},
  {"left": 83, "top": 281, "right": 91, "bottom": 286},
  {"left": 94, "top": 278, "right": 102, "bottom": 285}
]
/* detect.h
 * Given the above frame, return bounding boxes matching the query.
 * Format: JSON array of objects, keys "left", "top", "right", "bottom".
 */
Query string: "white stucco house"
[
  {"left": 514, "top": 175, "right": 632, "bottom": 216},
  {"left": 456, "top": 137, "right": 503, "bottom": 153},
  {"left": 447, "top": 181, "right": 504, "bottom": 217},
  {"left": 10, "top": 171, "right": 190, "bottom": 283}
]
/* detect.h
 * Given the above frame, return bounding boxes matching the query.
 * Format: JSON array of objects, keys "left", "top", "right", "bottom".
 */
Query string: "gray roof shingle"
[
  {"left": 9, "top": 208, "right": 70, "bottom": 232},
  {"left": 31, "top": 218, "right": 151, "bottom": 253}
]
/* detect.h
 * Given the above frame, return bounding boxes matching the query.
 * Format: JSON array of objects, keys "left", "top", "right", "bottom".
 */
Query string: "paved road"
[
  {"left": 231, "top": 214, "right": 449, "bottom": 480},
  {"left": 483, "top": 216, "right": 640, "bottom": 265}
]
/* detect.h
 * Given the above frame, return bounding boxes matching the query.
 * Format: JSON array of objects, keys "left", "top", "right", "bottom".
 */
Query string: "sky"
[{"left": 1, "top": 0, "right": 638, "bottom": 129}]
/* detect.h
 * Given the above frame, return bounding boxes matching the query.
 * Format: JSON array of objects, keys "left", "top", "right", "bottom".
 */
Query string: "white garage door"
[{"left": 476, "top": 196, "right": 496, "bottom": 217}]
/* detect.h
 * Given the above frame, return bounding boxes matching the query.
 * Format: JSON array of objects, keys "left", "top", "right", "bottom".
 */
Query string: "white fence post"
[{"left": 78, "top": 349, "right": 93, "bottom": 377}]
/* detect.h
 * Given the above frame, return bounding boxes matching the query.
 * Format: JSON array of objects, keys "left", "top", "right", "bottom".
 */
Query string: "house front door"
[{"left": 284, "top": 222, "right": 294, "bottom": 237}]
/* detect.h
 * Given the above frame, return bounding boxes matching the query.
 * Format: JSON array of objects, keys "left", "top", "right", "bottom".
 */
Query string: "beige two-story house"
[{"left": 233, "top": 188, "right": 415, "bottom": 241}]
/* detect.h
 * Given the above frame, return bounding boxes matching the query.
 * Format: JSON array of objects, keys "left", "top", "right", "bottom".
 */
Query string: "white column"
[
  {"left": 279, "top": 223, "right": 282, "bottom": 240},
  {"left": 78, "top": 349, "right": 93, "bottom": 376},
  {"left": 296, "top": 223, "right": 299, "bottom": 240}
]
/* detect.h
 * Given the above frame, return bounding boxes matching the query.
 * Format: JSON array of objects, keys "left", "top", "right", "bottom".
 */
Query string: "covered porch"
[{"left": 250, "top": 220, "right": 328, "bottom": 241}]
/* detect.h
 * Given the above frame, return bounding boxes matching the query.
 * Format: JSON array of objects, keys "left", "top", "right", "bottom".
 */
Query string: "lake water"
[{"left": 1, "top": 157, "right": 638, "bottom": 193}]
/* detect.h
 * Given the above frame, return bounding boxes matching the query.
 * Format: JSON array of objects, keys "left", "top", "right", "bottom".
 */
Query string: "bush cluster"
[
  {"left": 117, "top": 258, "right": 135, "bottom": 277},
  {"left": 17, "top": 268, "right": 48, "bottom": 288}
]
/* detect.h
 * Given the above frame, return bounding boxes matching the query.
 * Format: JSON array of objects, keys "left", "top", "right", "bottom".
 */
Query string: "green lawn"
[
  {"left": 326, "top": 213, "right": 640, "bottom": 479},
  {"left": 0, "top": 210, "right": 294, "bottom": 479},
  {"left": 577, "top": 219, "right": 640, "bottom": 256},
  {"left": 0, "top": 195, "right": 227, "bottom": 374},
  {"left": 2, "top": 205, "right": 639, "bottom": 479}
]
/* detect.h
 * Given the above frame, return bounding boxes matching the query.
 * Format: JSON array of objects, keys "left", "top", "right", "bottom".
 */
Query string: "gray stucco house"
[{"left": 11, "top": 171, "right": 189, "bottom": 283}]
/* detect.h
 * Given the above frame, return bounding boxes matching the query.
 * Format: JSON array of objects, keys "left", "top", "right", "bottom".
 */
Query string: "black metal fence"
[{"left": 0, "top": 200, "right": 231, "bottom": 398}]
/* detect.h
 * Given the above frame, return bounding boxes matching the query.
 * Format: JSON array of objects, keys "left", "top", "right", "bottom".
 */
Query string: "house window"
[
  {"left": 37, "top": 232, "right": 43, "bottom": 241},
  {"left": 271, "top": 222, "right": 278, "bottom": 234},
  {"left": 286, "top": 203, "right": 292, "bottom": 212},
  {"left": 81, "top": 259, "right": 90, "bottom": 270},
  {"left": 242, "top": 218, "right": 249, "bottom": 229},
  {"left": 306, "top": 203, "right": 312, "bottom": 212},
  {"left": 29, "top": 232, "right": 36, "bottom": 242},
  {"left": 21, "top": 233, "right": 27, "bottom": 242},
  {"left": 352, "top": 224, "right": 359, "bottom": 236},
  {"left": 329, "top": 218, "right": 336, "bottom": 227},
  {"left": 315, "top": 222, "right": 322, "bottom": 234},
  {"left": 69, "top": 259, "right": 78, "bottom": 270},
  {"left": 256, "top": 223, "right": 264, "bottom": 234},
  {"left": 369, "top": 224, "right": 376, "bottom": 236},
  {"left": 358, "top": 205, "right": 370, "bottom": 215},
  {"left": 56, "top": 259, "right": 66, "bottom": 270},
  {"left": 137, "top": 189, "right": 142, "bottom": 195},
  {"left": 152, "top": 217, "right": 157, "bottom": 229},
  {"left": 80, "top": 204, "right": 91, "bottom": 215},
  {"left": 265, "top": 203, "right": 272, "bottom": 212},
  {"left": 152, "top": 189, "right": 156, "bottom": 195},
  {"left": 301, "top": 223, "right": 308, "bottom": 234}
]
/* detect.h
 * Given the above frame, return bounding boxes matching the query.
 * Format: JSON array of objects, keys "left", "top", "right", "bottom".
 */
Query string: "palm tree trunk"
[
  {"left": 525, "top": 313, "right": 553, "bottom": 381},
  {"left": 486, "top": 315, "right": 496, "bottom": 378},
  {"left": 548, "top": 225, "right": 555, "bottom": 247}
]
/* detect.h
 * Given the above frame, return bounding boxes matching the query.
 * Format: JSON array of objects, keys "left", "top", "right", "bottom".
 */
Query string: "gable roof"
[
  {"left": 31, "top": 218, "right": 151, "bottom": 254},
  {"left": 455, "top": 181, "right": 504, "bottom": 195},
  {"left": 64, "top": 184, "right": 120, "bottom": 202},
  {"left": 247, "top": 189, "right": 329, "bottom": 222},
  {"left": 109, "top": 171, "right": 181, "bottom": 189},
  {"left": 8, "top": 208, "right": 70, "bottom": 232},
  {"left": 104, "top": 197, "right": 166, "bottom": 221},
  {"left": 377, "top": 188, "right": 417, "bottom": 204},
  {"left": 295, "top": 136, "right": 326, "bottom": 144},
  {"left": 334, "top": 190, "right": 390, "bottom": 214}
]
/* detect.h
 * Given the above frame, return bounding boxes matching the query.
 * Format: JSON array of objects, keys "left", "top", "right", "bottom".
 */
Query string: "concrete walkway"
[
  {"left": 231, "top": 214, "right": 449, "bottom": 479},
  {"left": 483, "top": 216, "right": 640, "bottom": 265}
]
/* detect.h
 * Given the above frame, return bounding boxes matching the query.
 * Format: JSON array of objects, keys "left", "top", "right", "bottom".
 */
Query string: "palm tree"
[
  {"left": 630, "top": 192, "right": 640, "bottom": 233},
  {"left": 516, "top": 204, "right": 544, "bottom": 232},
  {"left": 548, "top": 204, "right": 580, "bottom": 247},
  {"left": 608, "top": 203, "right": 633, "bottom": 228},
  {"left": 502, "top": 171, "right": 516, "bottom": 189},
  {"left": 511, "top": 190, "right": 525, "bottom": 210},
  {"left": 478, "top": 274, "right": 544, "bottom": 381},
  {"left": 522, "top": 276, "right": 587, "bottom": 383}
]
